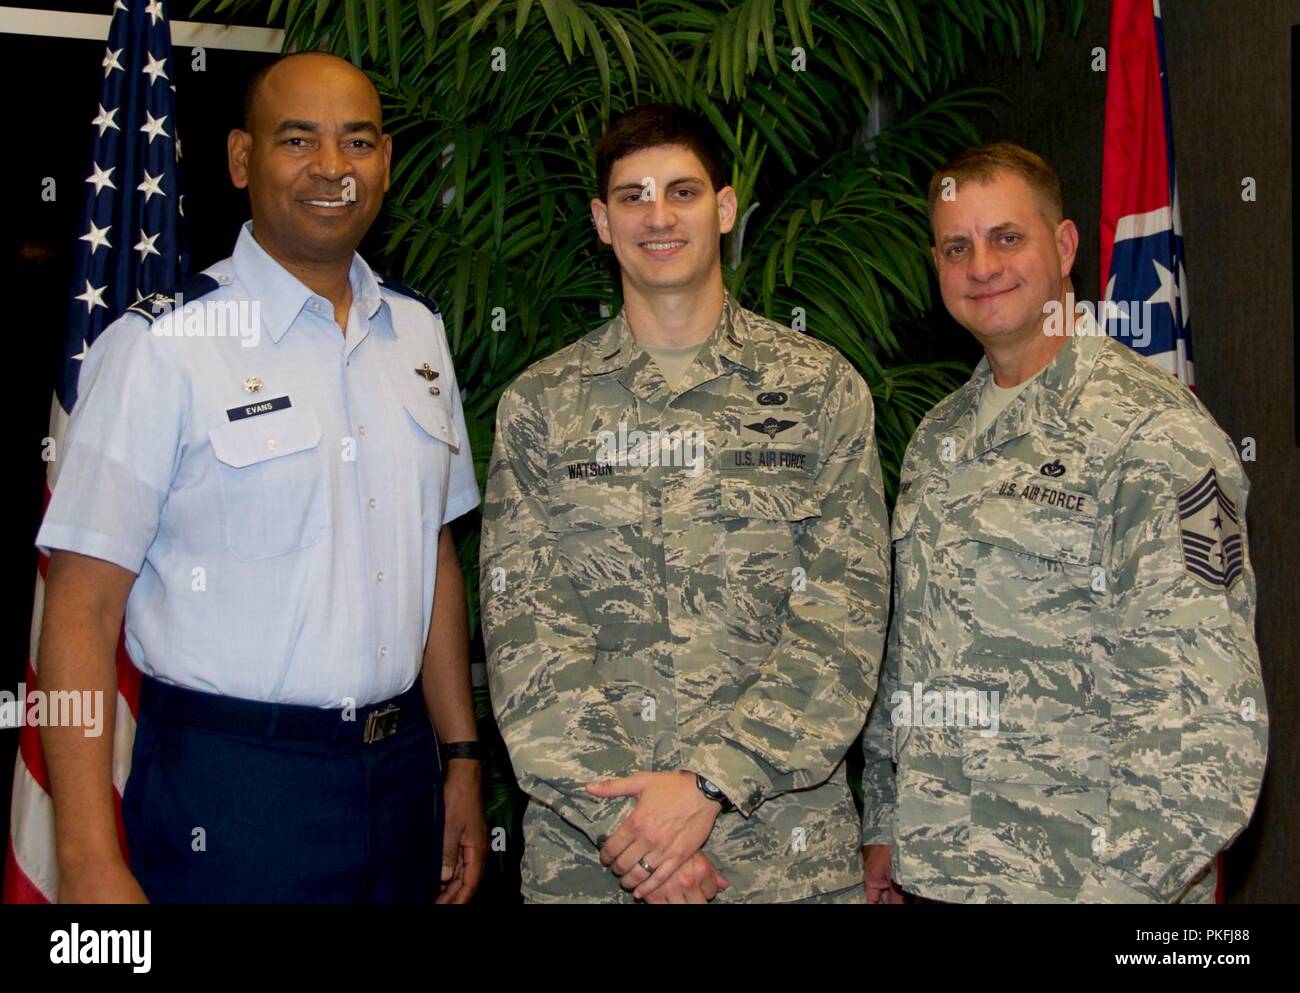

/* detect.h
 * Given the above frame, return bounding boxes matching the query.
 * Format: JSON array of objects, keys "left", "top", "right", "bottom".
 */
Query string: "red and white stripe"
[{"left": 4, "top": 398, "right": 141, "bottom": 903}]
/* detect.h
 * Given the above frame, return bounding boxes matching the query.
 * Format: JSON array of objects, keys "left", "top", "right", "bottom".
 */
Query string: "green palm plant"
[{"left": 197, "top": 0, "right": 1087, "bottom": 895}]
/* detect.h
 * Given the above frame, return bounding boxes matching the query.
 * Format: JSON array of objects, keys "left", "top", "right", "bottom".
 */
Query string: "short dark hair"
[
  {"left": 927, "top": 142, "right": 1064, "bottom": 234},
  {"left": 594, "top": 103, "right": 727, "bottom": 202},
  {"left": 241, "top": 51, "right": 373, "bottom": 132}
]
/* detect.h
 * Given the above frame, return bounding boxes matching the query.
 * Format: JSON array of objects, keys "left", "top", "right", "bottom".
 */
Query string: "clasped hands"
[{"left": 585, "top": 770, "right": 731, "bottom": 903}]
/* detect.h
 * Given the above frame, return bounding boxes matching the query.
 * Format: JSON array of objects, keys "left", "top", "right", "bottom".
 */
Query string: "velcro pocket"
[
  {"left": 548, "top": 464, "right": 643, "bottom": 531},
  {"left": 547, "top": 463, "right": 648, "bottom": 623},
  {"left": 721, "top": 478, "right": 819, "bottom": 626}
]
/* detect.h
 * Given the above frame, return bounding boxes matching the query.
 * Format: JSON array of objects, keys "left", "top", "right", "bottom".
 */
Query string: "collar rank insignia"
[
  {"left": 1177, "top": 467, "right": 1243, "bottom": 591},
  {"left": 745, "top": 417, "right": 798, "bottom": 439}
]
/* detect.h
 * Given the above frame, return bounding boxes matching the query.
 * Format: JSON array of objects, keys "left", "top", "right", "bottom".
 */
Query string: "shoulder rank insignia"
[
  {"left": 1177, "top": 467, "right": 1244, "bottom": 591},
  {"left": 378, "top": 276, "right": 442, "bottom": 318},
  {"left": 125, "top": 272, "right": 221, "bottom": 323}
]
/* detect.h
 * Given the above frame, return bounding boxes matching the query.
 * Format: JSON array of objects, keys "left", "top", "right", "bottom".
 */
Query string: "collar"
[
  {"left": 231, "top": 222, "right": 386, "bottom": 343},
  {"left": 583, "top": 291, "right": 755, "bottom": 399},
  {"left": 934, "top": 310, "right": 1109, "bottom": 459}
]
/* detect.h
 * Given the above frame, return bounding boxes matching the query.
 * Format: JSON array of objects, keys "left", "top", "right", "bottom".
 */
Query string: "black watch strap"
[
  {"left": 443, "top": 740, "right": 483, "bottom": 761},
  {"left": 696, "top": 774, "right": 735, "bottom": 812}
]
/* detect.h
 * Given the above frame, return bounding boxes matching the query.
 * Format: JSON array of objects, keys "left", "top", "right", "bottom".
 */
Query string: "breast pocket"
[
  {"left": 208, "top": 407, "right": 329, "bottom": 561},
  {"left": 955, "top": 489, "right": 1099, "bottom": 662},
  {"left": 547, "top": 466, "right": 649, "bottom": 626},
  {"left": 720, "top": 476, "right": 822, "bottom": 625},
  {"left": 401, "top": 395, "right": 458, "bottom": 531},
  {"left": 951, "top": 486, "right": 1104, "bottom": 729}
]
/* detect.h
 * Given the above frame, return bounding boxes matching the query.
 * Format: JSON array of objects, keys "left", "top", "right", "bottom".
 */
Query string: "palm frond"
[{"left": 196, "top": 0, "right": 1089, "bottom": 881}]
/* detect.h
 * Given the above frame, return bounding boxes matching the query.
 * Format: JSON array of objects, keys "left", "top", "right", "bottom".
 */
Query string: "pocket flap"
[
  {"left": 967, "top": 490, "right": 1097, "bottom": 566},
  {"left": 722, "top": 477, "right": 822, "bottom": 521},
  {"left": 402, "top": 395, "right": 459, "bottom": 450},
  {"left": 962, "top": 732, "right": 1108, "bottom": 787},
  {"left": 548, "top": 463, "right": 643, "bottom": 531},
  {"left": 209, "top": 406, "right": 322, "bottom": 469}
]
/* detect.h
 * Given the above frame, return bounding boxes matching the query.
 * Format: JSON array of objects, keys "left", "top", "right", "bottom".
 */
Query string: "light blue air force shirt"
[{"left": 38, "top": 222, "right": 480, "bottom": 707}]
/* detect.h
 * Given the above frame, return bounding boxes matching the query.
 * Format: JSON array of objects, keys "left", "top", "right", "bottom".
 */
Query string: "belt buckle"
[{"left": 363, "top": 703, "right": 401, "bottom": 744}]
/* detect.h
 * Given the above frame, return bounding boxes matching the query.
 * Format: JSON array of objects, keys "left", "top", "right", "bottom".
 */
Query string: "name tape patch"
[{"left": 227, "top": 394, "right": 292, "bottom": 422}]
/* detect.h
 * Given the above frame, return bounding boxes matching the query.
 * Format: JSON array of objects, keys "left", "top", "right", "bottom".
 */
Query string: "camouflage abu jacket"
[
  {"left": 861, "top": 325, "right": 1269, "bottom": 903},
  {"left": 482, "top": 293, "right": 890, "bottom": 902}
]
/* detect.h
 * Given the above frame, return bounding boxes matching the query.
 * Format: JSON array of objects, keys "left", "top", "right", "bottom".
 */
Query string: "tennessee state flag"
[
  {"left": 1100, "top": 0, "right": 1193, "bottom": 386},
  {"left": 1102, "top": 0, "right": 1232, "bottom": 903}
]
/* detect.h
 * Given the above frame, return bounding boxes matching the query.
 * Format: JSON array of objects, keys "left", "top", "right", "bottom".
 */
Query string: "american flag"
[
  {"left": 1100, "top": 0, "right": 1193, "bottom": 386},
  {"left": 4, "top": 0, "right": 187, "bottom": 903}
]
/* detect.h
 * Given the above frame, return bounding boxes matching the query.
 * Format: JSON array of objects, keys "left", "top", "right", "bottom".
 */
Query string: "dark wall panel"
[{"left": 962, "top": 2, "right": 1299, "bottom": 902}]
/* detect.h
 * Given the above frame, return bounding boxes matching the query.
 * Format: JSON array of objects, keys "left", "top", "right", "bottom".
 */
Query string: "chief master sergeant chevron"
[
  {"left": 481, "top": 103, "right": 891, "bottom": 903},
  {"left": 35, "top": 52, "right": 485, "bottom": 903},
  {"left": 860, "top": 143, "right": 1268, "bottom": 904}
]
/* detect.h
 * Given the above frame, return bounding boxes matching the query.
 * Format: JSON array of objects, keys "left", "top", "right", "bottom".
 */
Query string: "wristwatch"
[
  {"left": 443, "top": 740, "right": 483, "bottom": 761},
  {"left": 695, "top": 774, "right": 735, "bottom": 812}
]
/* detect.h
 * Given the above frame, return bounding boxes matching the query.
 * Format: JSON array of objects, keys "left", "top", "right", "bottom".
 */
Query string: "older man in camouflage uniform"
[
  {"left": 482, "top": 104, "right": 890, "bottom": 903},
  {"left": 861, "top": 143, "right": 1268, "bottom": 904}
]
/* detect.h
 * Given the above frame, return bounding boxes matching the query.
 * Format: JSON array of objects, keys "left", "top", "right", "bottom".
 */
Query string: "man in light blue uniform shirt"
[{"left": 36, "top": 52, "right": 486, "bottom": 903}]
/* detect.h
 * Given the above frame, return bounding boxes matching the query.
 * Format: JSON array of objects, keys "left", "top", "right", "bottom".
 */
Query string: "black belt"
[{"left": 139, "top": 675, "right": 425, "bottom": 747}]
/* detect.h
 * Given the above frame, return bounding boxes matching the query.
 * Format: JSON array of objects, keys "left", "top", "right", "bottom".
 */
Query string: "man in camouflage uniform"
[
  {"left": 482, "top": 103, "right": 890, "bottom": 903},
  {"left": 861, "top": 143, "right": 1268, "bottom": 904}
]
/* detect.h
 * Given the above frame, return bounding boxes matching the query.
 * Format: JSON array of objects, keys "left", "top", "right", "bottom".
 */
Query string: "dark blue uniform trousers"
[{"left": 123, "top": 676, "right": 444, "bottom": 903}]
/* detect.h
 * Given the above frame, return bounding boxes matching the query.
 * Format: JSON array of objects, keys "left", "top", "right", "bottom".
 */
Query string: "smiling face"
[
  {"left": 930, "top": 170, "right": 1077, "bottom": 349},
  {"left": 228, "top": 53, "right": 391, "bottom": 268},
  {"left": 590, "top": 143, "right": 736, "bottom": 296}
]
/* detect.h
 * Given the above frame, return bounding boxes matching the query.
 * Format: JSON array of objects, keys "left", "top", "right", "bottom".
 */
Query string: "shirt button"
[
  {"left": 265, "top": 438, "right": 277, "bottom": 451},
  {"left": 378, "top": 645, "right": 388, "bottom": 658},
  {"left": 358, "top": 425, "right": 367, "bottom": 437},
  {"left": 376, "top": 571, "right": 384, "bottom": 584},
  {"left": 368, "top": 498, "right": 376, "bottom": 509}
]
